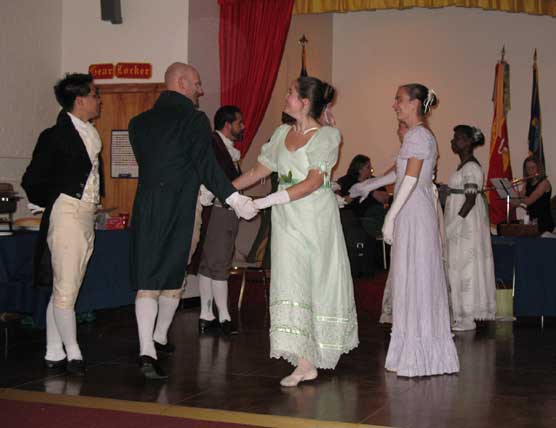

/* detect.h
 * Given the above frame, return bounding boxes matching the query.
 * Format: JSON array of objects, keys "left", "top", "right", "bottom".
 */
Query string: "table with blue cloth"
[
  {"left": 0, "top": 230, "right": 135, "bottom": 328},
  {"left": 491, "top": 236, "right": 556, "bottom": 317}
]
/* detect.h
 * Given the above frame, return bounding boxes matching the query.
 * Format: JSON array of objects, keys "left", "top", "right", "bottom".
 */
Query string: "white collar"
[
  {"left": 67, "top": 112, "right": 92, "bottom": 131},
  {"left": 216, "top": 130, "right": 241, "bottom": 162}
]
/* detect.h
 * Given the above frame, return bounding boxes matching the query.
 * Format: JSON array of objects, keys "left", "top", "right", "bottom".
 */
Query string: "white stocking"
[
  {"left": 153, "top": 295, "right": 180, "bottom": 345},
  {"left": 53, "top": 305, "right": 82, "bottom": 361},
  {"left": 198, "top": 274, "right": 215, "bottom": 320},
  {"left": 45, "top": 297, "right": 66, "bottom": 361},
  {"left": 212, "top": 279, "right": 231, "bottom": 322},
  {"left": 135, "top": 296, "right": 158, "bottom": 359}
]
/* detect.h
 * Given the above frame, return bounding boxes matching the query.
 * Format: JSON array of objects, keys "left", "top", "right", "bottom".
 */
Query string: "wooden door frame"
[
  {"left": 95, "top": 82, "right": 166, "bottom": 217},
  {"left": 96, "top": 82, "right": 166, "bottom": 93}
]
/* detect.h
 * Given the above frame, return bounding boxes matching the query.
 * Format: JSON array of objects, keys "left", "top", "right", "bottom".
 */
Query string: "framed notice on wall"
[{"left": 110, "top": 130, "right": 138, "bottom": 178}]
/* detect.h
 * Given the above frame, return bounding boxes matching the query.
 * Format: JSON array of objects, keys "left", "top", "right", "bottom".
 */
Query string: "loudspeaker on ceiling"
[{"left": 101, "top": 0, "right": 123, "bottom": 25}]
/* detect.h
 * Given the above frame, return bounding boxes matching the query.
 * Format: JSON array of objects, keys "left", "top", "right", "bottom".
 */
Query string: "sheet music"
[{"left": 491, "top": 178, "right": 519, "bottom": 199}]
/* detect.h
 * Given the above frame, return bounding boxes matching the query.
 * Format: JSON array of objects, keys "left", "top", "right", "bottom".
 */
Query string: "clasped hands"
[
  {"left": 349, "top": 170, "right": 396, "bottom": 202},
  {"left": 224, "top": 190, "right": 291, "bottom": 220}
]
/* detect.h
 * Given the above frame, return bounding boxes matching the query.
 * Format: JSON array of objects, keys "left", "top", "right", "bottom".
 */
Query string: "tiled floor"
[{"left": 2, "top": 275, "right": 556, "bottom": 428}]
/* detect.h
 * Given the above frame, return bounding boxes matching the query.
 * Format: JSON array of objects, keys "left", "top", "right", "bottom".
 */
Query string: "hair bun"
[
  {"left": 471, "top": 126, "right": 485, "bottom": 146},
  {"left": 323, "top": 83, "right": 335, "bottom": 104},
  {"left": 297, "top": 76, "right": 336, "bottom": 120}
]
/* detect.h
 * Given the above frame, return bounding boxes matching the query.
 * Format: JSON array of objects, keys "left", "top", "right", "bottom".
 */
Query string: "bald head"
[{"left": 164, "top": 62, "right": 204, "bottom": 107}]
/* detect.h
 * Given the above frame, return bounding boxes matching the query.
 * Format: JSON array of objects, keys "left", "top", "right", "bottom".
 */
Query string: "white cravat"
[{"left": 68, "top": 113, "right": 102, "bottom": 204}]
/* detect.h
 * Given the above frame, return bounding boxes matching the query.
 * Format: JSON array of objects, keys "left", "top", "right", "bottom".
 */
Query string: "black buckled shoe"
[
  {"left": 154, "top": 340, "right": 175, "bottom": 354},
  {"left": 198, "top": 318, "right": 219, "bottom": 335},
  {"left": 45, "top": 358, "right": 67, "bottom": 370},
  {"left": 138, "top": 355, "right": 168, "bottom": 380},
  {"left": 219, "top": 320, "right": 238, "bottom": 336},
  {"left": 66, "top": 359, "right": 86, "bottom": 376}
]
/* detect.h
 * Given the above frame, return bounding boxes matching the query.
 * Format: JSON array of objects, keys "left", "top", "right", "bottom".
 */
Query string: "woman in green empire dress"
[{"left": 233, "top": 76, "right": 359, "bottom": 387}]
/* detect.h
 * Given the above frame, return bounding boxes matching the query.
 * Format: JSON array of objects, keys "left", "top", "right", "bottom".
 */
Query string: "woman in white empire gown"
[
  {"left": 232, "top": 76, "right": 358, "bottom": 387},
  {"left": 351, "top": 83, "right": 459, "bottom": 377},
  {"left": 444, "top": 125, "right": 496, "bottom": 331}
]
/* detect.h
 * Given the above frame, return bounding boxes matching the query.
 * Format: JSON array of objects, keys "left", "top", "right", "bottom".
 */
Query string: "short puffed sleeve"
[
  {"left": 305, "top": 126, "right": 341, "bottom": 172},
  {"left": 461, "top": 161, "right": 484, "bottom": 193},
  {"left": 257, "top": 124, "right": 290, "bottom": 172},
  {"left": 399, "top": 126, "right": 434, "bottom": 160}
]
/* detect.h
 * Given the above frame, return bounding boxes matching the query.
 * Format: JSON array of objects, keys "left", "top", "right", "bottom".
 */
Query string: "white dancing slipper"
[
  {"left": 279, "top": 369, "right": 318, "bottom": 387},
  {"left": 452, "top": 320, "right": 476, "bottom": 331},
  {"left": 379, "top": 313, "right": 392, "bottom": 324}
]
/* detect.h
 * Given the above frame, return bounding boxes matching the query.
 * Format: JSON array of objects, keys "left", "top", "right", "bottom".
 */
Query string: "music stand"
[{"left": 490, "top": 178, "right": 519, "bottom": 224}]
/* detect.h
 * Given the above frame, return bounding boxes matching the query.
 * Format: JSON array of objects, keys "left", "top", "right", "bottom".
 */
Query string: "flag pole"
[{"left": 298, "top": 34, "right": 308, "bottom": 77}]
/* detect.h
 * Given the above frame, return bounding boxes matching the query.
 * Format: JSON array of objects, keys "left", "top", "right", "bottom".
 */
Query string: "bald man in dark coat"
[{"left": 129, "top": 62, "right": 257, "bottom": 379}]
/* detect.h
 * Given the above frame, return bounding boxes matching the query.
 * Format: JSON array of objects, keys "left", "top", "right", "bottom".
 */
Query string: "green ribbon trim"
[
  {"left": 271, "top": 300, "right": 312, "bottom": 311},
  {"left": 315, "top": 315, "right": 352, "bottom": 323},
  {"left": 270, "top": 301, "right": 357, "bottom": 325},
  {"left": 271, "top": 325, "right": 357, "bottom": 350}
]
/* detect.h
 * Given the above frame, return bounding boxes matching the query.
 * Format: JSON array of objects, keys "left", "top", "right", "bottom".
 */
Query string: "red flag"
[{"left": 487, "top": 59, "right": 514, "bottom": 225}]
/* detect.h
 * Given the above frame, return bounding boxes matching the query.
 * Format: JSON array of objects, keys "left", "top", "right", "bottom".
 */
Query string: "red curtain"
[{"left": 219, "top": 0, "right": 294, "bottom": 157}]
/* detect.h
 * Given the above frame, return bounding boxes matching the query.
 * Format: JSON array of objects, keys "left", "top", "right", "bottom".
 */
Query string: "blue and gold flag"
[{"left": 528, "top": 50, "right": 545, "bottom": 169}]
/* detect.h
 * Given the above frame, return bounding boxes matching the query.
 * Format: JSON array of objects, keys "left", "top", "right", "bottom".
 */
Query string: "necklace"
[{"left": 302, "top": 127, "right": 319, "bottom": 135}]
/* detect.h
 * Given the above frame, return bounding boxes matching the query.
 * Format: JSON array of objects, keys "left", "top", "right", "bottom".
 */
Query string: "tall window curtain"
[{"left": 219, "top": 0, "right": 295, "bottom": 157}]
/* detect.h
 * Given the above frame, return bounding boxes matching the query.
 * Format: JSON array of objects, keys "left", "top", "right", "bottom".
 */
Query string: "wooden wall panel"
[{"left": 94, "top": 83, "right": 165, "bottom": 217}]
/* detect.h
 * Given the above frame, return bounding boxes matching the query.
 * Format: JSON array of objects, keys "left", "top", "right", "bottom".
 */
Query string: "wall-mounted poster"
[{"left": 111, "top": 130, "right": 138, "bottom": 178}]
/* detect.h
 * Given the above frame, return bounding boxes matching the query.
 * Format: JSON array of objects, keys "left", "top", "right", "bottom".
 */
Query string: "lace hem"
[
  {"left": 385, "top": 333, "right": 459, "bottom": 377},
  {"left": 268, "top": 298, "right": 358, "bottom": 369},
  {"left": 270, "top": 332, "right": 359, "bottom": 370},
  {"left": 453, "top": 308, "right": 496, "bottom": 322}
]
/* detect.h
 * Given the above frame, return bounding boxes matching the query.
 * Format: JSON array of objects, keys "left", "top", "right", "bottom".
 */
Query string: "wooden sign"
[
  {"left": 89, "top": 63, "right": 114, "bottom": 79},
  {"left": 115, "top": 63, "right": 152, "bottom": 79}
]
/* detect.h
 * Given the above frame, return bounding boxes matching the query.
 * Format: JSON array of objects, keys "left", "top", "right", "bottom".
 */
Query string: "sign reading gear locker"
[
  {"left": 89, "top": 63, "right": 114, "bottom": 79},
  {"left": 115, "top": 63, "right": 152, "bottom": 78},
  {"left": 88, "top": 63, "right": 152, "bottom": 79}
]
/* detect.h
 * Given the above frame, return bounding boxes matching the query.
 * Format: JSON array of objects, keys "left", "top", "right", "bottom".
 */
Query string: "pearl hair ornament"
[
  {"left": 423, "top": 88, "right": 437, "bottom": 114},
  {"left": 471, "top": 126, "right": 483, "bottom": 143}
]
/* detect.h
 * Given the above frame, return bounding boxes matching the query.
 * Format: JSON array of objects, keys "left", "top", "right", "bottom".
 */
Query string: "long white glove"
[
  {"left": 225, "top": 192, "right": 258, "bottom": 220},
  {"left": 335, "top": 194, "right": 347, "bottom": 208},
  {"left": 27, "top": 202, "right": 45, "bottom": 215},
  {"left": 349, "top": 170, "right": 396, "bottom": 202},
  {"left": 253, "top": 190, "right": 290, "bottom": 210},
  {"left": 199, "top": 185, "right": 215, "bottom": 207},
  {"left": 445, "top": 214, "right": 464, "bottom": 240},
  {"left": 381, "top": 175, "right": 417, "bottom": 245}
]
